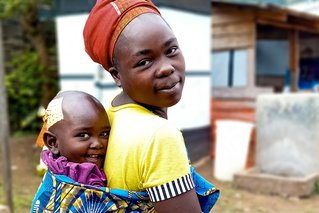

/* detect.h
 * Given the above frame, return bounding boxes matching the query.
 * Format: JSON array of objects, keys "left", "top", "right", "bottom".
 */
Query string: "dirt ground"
[{"left": 1, "top": 135, "right": 319, "bottom": 213}]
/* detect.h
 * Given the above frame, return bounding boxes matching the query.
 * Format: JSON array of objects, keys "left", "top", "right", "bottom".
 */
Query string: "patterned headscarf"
[
  {"left": 36, "top": 97, "right": 64, "bottom": 147},
  {"left": 83, "top": 0, "right": 160, "bottom": 72}
]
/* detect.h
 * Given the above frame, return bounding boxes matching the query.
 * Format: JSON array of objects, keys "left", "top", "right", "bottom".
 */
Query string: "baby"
[
  {"left": 36, "top": 90, "right": 110, "bottom": 187},
  {"left": 31, "top": 92, "right": 157, "bottom": 212}
]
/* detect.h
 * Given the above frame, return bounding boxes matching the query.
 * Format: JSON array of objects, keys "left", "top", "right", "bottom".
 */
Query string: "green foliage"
[
  {"left": 4, "top": 49, "right": 43, "bottom": 134},
  {"left": 314, "top": 180, "right": 319, "bottom": 194},
  {"left": 1, "top": 0, "right": 58, "bottom": 134},
  {"left": 0, "top": 0, "right": 33, "bottom": 18},
  {"left": 0, "top": 0, "right": 53, "bottom": 19}
]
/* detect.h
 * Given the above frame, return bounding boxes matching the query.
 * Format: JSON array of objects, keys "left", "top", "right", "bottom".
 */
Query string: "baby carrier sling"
[{"left": 31, "top": 166, "right": 219, "bottom": 213}]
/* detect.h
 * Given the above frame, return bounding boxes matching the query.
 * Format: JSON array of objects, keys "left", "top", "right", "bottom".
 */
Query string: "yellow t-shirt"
[{"left": 104, "top": 103, "right": 192, "bottom": 197}]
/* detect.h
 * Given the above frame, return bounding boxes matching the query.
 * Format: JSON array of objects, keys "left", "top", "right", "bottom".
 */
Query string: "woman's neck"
[
  {"left": 112, "top": 91, "right": 168, "bottom": 119},
  {"left": 143, "top": 105, "right": 167, "bottom": 119},
  {"left": 111, "top": 91, "right": 134, "bottom": 106}
]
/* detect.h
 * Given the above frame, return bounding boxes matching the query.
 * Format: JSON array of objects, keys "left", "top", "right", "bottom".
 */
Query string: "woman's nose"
[{"left": 156, "top": 60, "right": 174, "bottom": 78}]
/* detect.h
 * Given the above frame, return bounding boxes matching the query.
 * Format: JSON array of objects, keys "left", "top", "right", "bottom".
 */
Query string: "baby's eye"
[
  {"left": 100, "top": 131, "right": 109, "bottom": 138},
  {"left": 78, "top": 133, "right": 90, "bottom": 139}
]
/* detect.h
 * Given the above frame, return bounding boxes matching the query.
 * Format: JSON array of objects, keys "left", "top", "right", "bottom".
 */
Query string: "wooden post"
[
  {"left": 247, "top": 22, "right": 256, "bottom": 89},
  {"left": 289, "top": 30, "right": 299, "bottom": 92},
  {"left": 0, "top": 21, "right": 13, "bottom": 213}
]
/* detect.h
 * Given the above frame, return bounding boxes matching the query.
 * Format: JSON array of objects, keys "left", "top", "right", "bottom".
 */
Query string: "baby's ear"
[
  {"left": 43, "top": 131, "right": 59, "bottom": 155},
  {"left": 109, "top": 67, "right": 121, "bottom": 88}
]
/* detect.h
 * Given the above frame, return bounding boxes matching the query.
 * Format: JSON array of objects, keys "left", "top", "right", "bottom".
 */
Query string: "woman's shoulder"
[{"left": 109, "top": 103, "right": 167, "bottom": 122}]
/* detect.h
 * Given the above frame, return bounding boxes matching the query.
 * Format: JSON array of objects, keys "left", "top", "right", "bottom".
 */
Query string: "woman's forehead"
[
  {"left": 122, "top": 14, "right": 168, "bottom": 38},
  {"left": 116, "top": 14, "right": 173, "bottom": 49}
]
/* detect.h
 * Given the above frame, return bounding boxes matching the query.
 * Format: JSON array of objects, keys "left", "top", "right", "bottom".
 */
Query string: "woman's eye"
[
  {"left": 137, "top": 59, "right": 151, "bottom": 67},
  {"left": 167, "top": 47, "right": 178, "bottom": 55}
]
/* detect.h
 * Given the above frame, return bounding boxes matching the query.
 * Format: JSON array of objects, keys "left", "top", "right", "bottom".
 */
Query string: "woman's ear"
[
  {"left": 43, "top": 131, "right": 59, "bottom": 155},
  {"left": 109, "top": 67, "right": 122, "bottom": 88}
]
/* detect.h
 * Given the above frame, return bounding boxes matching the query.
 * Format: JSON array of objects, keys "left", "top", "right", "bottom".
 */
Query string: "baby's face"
[{"left": 56, "top": 99, "right": 110, "bottom": 169}]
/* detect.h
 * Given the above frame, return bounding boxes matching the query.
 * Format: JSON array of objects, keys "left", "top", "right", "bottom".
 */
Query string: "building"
[{"left": 211, "top": 0, "right": 319, "bottom": 166}]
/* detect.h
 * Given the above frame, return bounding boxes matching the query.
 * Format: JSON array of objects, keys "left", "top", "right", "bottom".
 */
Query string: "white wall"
[
  {"left": 56, "top": 14, "right": 101, "bottom": 99},
  {"left": 159, "top": 8, "right": 211, "bottom": 129},
  {"left": 56, "top": 8, "right": 211, "bottom": 130}
]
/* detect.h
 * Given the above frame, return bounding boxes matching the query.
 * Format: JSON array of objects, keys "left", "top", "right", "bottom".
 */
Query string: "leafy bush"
[{"left": 4, "top": 50, "right": 43, "bottom": 134}]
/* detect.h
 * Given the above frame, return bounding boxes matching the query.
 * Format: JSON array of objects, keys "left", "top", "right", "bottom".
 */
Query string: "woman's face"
[{"left": 112, "top": 13, "right": 185, "bottom": 108}]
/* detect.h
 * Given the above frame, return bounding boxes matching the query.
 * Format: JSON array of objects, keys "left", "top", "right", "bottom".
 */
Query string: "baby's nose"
[{"left": 90, "top": 139, "right": 103, "bottom": 149}]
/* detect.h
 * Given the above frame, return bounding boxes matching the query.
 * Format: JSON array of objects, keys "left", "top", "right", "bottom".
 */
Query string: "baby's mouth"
[
  {"left": 88, "top": 154, "right": 99, "bottom": 158},
  {"left": 86, "top": 154, "right": 104, "bottom": 164}
]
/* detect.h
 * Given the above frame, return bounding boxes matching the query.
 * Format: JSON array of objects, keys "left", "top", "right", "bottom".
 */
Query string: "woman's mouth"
[{"left": 158, "top": 81, "right": 179, "bottom": 93}]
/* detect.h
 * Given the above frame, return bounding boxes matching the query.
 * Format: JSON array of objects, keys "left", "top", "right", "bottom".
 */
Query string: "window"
[{"left": 211, "top": 49, "right": 248, "bottom": 88}]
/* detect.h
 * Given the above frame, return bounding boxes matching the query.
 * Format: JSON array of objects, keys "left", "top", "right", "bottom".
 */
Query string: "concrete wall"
[{"left": 256, "top": 93, "right": 319, "bottom": 177}]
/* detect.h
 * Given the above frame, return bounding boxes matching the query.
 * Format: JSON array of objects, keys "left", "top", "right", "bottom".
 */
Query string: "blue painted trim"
[
  {"left": 59, "top": 72, "right": 210, "bottom": 80},
  {"left": 95, "top": 82, "right": 118, "bottom": 89},
  {"left": 59, "top": 72, "right": 210, "bottom": 88},
  {"left": 94, "top": 73, "right": 210, "bottom": 89},
  {"left": 59, "top": 74, "right": 94, "bottom": 80},
  {"left": 186, "top": 71, "right": 211, "bottom": 76}
]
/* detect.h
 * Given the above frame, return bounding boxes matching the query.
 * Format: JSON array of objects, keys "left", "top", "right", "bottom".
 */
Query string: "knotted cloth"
[
  {"left": 83, "top": 0, "right": 160, "bottom": 71},
  {"left": 36, "top": 97, "right": 64, "bottom": 147}
]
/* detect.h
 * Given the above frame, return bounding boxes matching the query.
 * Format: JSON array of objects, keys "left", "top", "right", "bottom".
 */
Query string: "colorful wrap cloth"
[
  {"left": 83, "top": 0, "right": 160, "bottom": 71},
  {"left": 30, "top": 166, "right": 219, "bottom": 213}
]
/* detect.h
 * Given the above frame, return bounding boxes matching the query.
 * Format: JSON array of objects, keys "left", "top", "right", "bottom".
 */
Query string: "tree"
[
  {"left": 0, "top": 0, "right": 58, "bottom": 107},
  {"left": 0, "top": 20, "right": 13, "bottom": 213}
]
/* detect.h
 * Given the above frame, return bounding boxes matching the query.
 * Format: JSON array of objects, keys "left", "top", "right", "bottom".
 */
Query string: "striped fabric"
[{"left": 146, "top": 173, "right": 195, "bottom": 202}]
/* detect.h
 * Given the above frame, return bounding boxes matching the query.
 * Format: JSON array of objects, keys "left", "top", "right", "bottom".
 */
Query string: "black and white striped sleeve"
[{"left": 146, "top": 173, "right": 195, "bottom": 202}]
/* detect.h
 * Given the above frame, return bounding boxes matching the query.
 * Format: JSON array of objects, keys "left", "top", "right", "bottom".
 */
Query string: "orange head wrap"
[
  {"left": 83, "top": 0, "right": 161, "bottom": 72},
  {"left": 36, "top": 97, "right": 64, "bottom": 148}
]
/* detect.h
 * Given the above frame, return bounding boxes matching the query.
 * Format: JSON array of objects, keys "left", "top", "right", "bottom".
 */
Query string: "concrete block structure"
[{"left": 256, "top": 93, "right": 319, "bottom": 177}]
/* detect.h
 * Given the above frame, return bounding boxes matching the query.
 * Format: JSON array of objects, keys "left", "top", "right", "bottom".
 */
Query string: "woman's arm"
[
  {"left": 153, "top": 188, "right": 201, "bottom": 213},
  {"left": 142, "top": 125, "right": 202, "bottom": 212}
]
